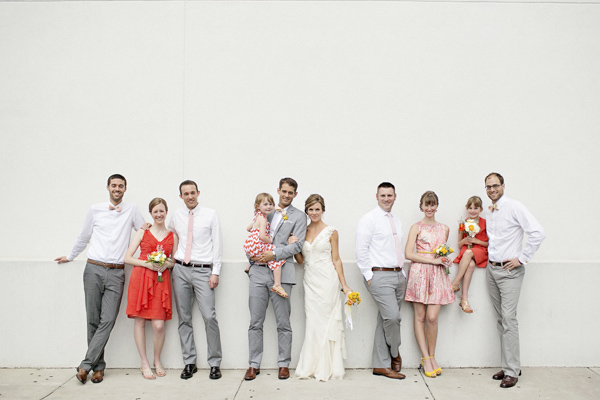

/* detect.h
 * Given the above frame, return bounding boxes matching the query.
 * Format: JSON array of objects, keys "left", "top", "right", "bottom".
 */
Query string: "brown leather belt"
[
  {"left": 489, "top": 261, "right": 504, "bottom": 266},
  {"left": 175, "top": 260, "right": 212, "bottom": 268},
  {"left": 87, "top": 259, "right": 124, "bottom": 269},
  {"left": 372, "top": 267, "right": 403, "bottom": 272}
]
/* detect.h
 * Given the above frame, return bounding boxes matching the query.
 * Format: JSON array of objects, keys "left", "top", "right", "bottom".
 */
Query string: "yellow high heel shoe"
[
  {"left": 420, "top": 356, "right": 437, "bottom": 378},
  {"left": 431, "top": 355, "right": 442, "bottom": 376}
]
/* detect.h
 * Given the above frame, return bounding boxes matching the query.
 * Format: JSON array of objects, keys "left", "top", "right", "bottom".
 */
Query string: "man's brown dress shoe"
[
  {"left": 373, "top": 368, "right": 406, "bottom": 379},
  {"left": 76, "top": 367, "right": 88, "bottom": 384},
  {"left": 244, "top": 367, "right": 260, "bottom": 381},
  {"left": 91, "top": 370, "right": 104, "bottom": 384},
  {"left": 493, "top": 370, "right": 521, "bottom": 380},
  {"left": 500, "top": 375, "right": 518, "bottom": 388},
  {"left": 278, "top": 367, "right": 290, "bottom": 380},
  {"left": 391, "top": 354, "right": 402, "bottom": 372}
]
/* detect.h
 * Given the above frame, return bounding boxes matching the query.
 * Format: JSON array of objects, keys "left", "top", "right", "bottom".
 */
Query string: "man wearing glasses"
[{"left": 484, "top": 172, "right": 545, "bottom": 388}]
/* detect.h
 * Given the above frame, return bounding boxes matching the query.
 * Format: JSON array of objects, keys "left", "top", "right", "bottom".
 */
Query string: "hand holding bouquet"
[
  {"left": 343, "top": 291, "right": 361, "bottom": 330},
  {"left": 459, "top": 218, "right": 481, "bottom": 249},
  {"left": 433, "top": 244, "right": 454, "bottom": 274},
  {"left": 146, "top": 245, "right": 170, "bottom": 282}
]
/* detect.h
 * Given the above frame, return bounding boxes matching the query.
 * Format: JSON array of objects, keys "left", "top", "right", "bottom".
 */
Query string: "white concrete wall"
[{"left": 1, "top": 0, "right": 599, "bottom": 368}]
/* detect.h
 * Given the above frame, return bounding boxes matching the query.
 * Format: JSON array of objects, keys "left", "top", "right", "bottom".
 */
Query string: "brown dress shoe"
[
  {"left": 373, "top": 368, "right": 406, "bottom": 380},
  {"left": 500, "top": 375, "right": 518, "bottom": 388},
  {"left": 493, "top": 370, "right": 521, "bottom": 380},
  {"left": 76, "top": 367, "right": 88, "bottom": 384},
  {"left": 391, "top": 354, "right": 402, "bottom": 372},
  {"left": 278, "top": 367, "right": 290, "bottom": 380},
  {"left": 244, "top": 367, "right": 260, "bottom": 381},
  {"left": 91, "top": 370, "right": 104, "bottom": 384}
]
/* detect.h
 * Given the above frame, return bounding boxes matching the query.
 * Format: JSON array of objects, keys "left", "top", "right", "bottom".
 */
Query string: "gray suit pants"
[
  {"left": 81, "top": 262, "right": 125, "bottom": 372},
  {"left": 171, "top": 264, "right": 222, "bottom": 366},
  {"left": 247, "top": 265, "right": 293, "bottom": 368},
  {"left": 365, "top": 270, "right": 407, "bottom": 369},
  {"left": 487, "top": 262, "right": 525, "bottom": 378}
]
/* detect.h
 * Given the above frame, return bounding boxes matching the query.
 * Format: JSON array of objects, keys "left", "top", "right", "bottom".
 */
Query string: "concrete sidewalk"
[{"left": 1, "top": 368, "right": 599, "bottom": 400}]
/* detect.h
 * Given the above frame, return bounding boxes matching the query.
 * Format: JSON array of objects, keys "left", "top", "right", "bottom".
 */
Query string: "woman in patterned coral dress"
[
  {"left": 244, "top": 193, "right": 287, "bottom": 297},
  {"left": 125, "top": 198, "right": 178, "bottom": 380},
  {"left": 405, "top": 191, "right": 454, "bottom": 378}
]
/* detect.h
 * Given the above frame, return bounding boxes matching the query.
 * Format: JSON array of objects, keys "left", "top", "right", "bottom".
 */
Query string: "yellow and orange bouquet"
[
  {"left": 433, "top": 244, "right": 454, "bottom": 275},
  {"left": 146, "top": 245, "right": 170, "bottom": 282},
  {"left": 344, "top": 291, "right": 361, "bottom": 330},
  {"left": 459, "top": 218, "right": 481, "bottom": 249}
]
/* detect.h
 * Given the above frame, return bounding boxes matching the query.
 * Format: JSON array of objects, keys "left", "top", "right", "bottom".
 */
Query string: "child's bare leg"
[
  {"left": 451, "top": 250, "right": 474, "bottom": 289},
  {"left": 273, "top": 266, "right": 282, "bottom": 288},
  {"left": 461, "top": 260, "right": 477, "bottom": 301}
]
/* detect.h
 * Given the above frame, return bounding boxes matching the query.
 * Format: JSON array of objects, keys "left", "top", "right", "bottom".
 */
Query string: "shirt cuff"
[{"left": 362, "top": 270, "right": 374, "bottom": 282}]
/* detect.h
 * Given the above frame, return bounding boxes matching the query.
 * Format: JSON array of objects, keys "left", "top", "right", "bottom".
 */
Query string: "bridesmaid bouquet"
[
  {"left": 344, "top": 291, "right": 361, "bottom": 330},
  {"left": 459, "top": 219, "right": 481, "bottom": 249},
  {"left": 146, "top": 245, "right": 169, "bottom": 282},
  {"left": 433, "top": 244, "right": 454, "bottom": 274}
]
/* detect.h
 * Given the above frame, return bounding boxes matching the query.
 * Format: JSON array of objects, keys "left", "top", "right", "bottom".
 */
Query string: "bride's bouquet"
[
  {"left": 344, "top": 291, "right": 361, "bottom": 330},
  {"left": 146, "top": 245, "right": 170, "bottom": 282},
  {"left": 433, "top": 244, "right": 454, "bottom": 275},
  {"left": 459, "top": 218, "right": 481, "bottom": 249}
]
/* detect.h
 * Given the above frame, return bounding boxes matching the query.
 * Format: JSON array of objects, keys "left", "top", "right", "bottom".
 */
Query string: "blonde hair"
[
  {"left": 254, "top": 193, "right": 275, "bottom": 210},
  {"left": 465, "top": 195, "right": 482, "bottom": 209},
  {"left": 304, "top": 194, "right": 325, "bottom": 213},
  {"left": 148, "top": 198, "right": 168, "bottom": 213},
  {"left": 419, "top": 191, "right": 439, "bottom": 210}
]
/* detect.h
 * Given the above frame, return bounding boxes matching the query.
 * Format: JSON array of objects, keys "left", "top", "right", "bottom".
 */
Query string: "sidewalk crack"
[
  {"left": 417, "top": 369, "right": 436, "bottom": 400},
  {"left": 39, "top": 373, "right": 75, "bottom": 400}
]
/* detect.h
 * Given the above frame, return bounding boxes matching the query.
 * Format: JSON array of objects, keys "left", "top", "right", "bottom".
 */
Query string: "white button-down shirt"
[
  {"left": 169, "top": 205, "right": 223, "bottom": 275},
  {"left": 355, "top": 206, "right": 404, "bottom": 281},
  {"left": 269, "top": 206, "right": 289, "bottom": 238},
  {"left": 485, "top": 195, "right": 545, "bottom": 264},
  {"left": 67, "top": 202, "right": 145, "bottom": 264}
]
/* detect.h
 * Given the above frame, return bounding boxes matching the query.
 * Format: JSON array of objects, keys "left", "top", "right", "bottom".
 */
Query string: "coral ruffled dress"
[
  {"left": 453, "top": 218, "right": 489, "bottom": 268},
  {"left": 126, "top": 230, "right": 173, "bottom": 320}
]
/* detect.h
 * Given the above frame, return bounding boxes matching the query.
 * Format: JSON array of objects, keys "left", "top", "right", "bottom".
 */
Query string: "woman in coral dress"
[
  {"left": 294, "top": 194, "right": 353, "bottom": 381},
  {"left": 125, "top": 198, "right": 178, "bottom": 380},
  {"left": 450, "top": 195, "right": 489, "bottom": 313},
  {"left": 405, "top": 191, "right": 454, "bottom": 379}
]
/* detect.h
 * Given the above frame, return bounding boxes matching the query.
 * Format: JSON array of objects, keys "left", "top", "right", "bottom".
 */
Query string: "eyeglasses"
[{"left": 485, "top": 184, "right": 502, "bottom": 191}]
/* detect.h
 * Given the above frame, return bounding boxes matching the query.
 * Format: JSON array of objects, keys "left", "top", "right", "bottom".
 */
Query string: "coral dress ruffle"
[
  {"left": 405, "top": 222, "right": 455, "bottom": 305},
  {"left": 453, "top": 218, "right": 489, "bottom": 268},
  {"left": 243, "top": 211, "right": 285, "bottom": 271},
  {"left": 126, "top": 230, "right": 173, "bottom": 321}
]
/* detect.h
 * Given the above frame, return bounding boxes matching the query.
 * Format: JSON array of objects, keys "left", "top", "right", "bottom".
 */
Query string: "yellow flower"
[{"left": 450, "top": 248, "right": 454, "bottom": 253}]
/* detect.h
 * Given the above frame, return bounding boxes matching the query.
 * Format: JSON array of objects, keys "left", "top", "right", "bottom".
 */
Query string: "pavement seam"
[
  {"left": 233, "top": 372, "right": 245, "bottom": 399},
  {"left": 417, "top": 368, "right": 436, "bottom": 400},
  {"left": 39, "top": 373, "right": 76, "bottom": 400},
  {"left": 589, "top": 367, "right": 600, "bottom": 377}
]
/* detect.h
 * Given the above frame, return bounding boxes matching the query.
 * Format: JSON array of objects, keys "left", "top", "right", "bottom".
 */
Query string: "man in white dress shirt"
[
  {"left": 55, "top": 174, "right": 145, "bottom": 384},
  {"left": 169, "top": 180, "right": 223, "bottom": 380},
  {"left": 355, "top": 182, "right": 406, "bottom": 380},
  {"left": 484, "top": 172, "right": 545, "bottom": 388}
]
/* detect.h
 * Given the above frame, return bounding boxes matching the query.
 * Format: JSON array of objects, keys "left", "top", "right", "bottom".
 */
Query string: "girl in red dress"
[
  {"left": 125, "top": 198, "right": 178, "bottom": 380},
  {"left": 244, "top": 193, "right": 287, "bottom": 298},
  {"left": 450, "top": 196, "right": 489, "bottom": 313}
]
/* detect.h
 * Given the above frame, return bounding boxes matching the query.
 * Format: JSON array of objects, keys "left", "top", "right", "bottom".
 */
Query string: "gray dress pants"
[
  {"left": 81, "top": 262, "right": 125, "bottom": 372},
  {"left": 171, "top": 264, "right": 222, "bottom": 366},
  {"left": 365, "top": 270, "right": 407, "bottom": 369},
  {"left": 487, "top": 262, "right": 525, "bottom": 378},
  {"left": 247, "top": 265, "right": 293, "bottom": 368}
]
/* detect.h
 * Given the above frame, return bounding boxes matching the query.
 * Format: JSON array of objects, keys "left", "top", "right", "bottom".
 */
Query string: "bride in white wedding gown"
[{"left": 294, "top": 194, "right": 354, "bottom": 381}]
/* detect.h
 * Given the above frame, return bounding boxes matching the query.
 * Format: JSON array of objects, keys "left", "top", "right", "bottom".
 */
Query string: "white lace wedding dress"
[{"left": 295, "top": 226, "right": 346, "bottom": 381}]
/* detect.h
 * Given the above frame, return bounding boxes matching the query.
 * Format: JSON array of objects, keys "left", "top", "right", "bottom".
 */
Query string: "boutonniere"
[{"left": 282, "top": 210, "right": 288, "bottom": 221}]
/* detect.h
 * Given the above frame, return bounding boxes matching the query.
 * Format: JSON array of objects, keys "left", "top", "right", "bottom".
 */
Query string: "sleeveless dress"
[
  {"left": 453, "top": 218, "right": 489, "bottom": 268},
  {"left": 243, "top": 211, "right": 285, "bottom": 271},
  {"left": 295, "top": 226, "right": 346, "bottom": 381},
  {"left": 126, "top": 230, "right": 173, "bottom": 320},
  {"left": 405, "top": 222, "right": 455, "bottom": 305}
]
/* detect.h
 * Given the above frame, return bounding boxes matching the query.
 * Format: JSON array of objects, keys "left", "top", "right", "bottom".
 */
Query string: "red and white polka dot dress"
[{"left": 244, "top": 211, "right": 286, "bottom": 271}]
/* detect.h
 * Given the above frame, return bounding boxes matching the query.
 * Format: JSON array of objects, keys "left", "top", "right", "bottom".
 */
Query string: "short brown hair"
[
  {"left": 254, "top": 193, "right": 275, "bottom": 210},
  {"left": 378, "top": 182, "right": 395, "bottom": 191},
  {"left": 304, "top": 194, "right": 325, "bottom": 213},
  {"left": 465, "top": 196, "right": 482, "bottom": 209},
  {"left": 107, "top": 174, "right": 127, "bottom": 187},
  {"left": 179, "top": 180, "right": 198, "bottom": 194},
  {"left": 279, "top": 177, "right": 298, "bottom": 192},
  {"left": 148, "top": 197, "right": 168, "bottom": 213},
  {"left": 485, "top": 172, "right": 504, "bottom": 185},
  {"left": 419, "top": 191, "right": 439, "bottom": 210}
]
